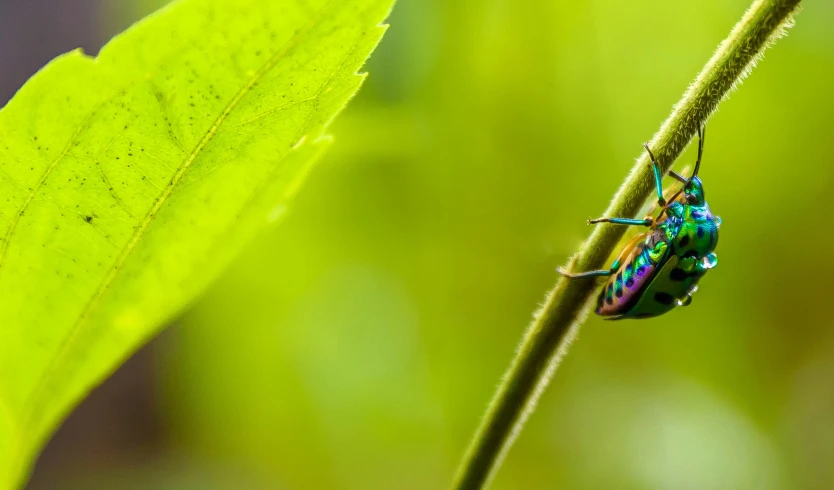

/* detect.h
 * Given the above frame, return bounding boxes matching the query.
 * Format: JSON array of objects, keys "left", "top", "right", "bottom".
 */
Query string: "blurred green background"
[{"left": 6, "top": 0, "right": 834, "bottom": 488}]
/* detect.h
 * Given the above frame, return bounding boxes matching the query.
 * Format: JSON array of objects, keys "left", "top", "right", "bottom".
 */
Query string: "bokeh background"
[{"left": 2, "top": 0, "right": 834, "bottom": 488}]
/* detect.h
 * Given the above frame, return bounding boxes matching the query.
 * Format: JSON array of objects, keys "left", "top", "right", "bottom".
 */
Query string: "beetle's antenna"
[
  {"left": 668, "top": 170, "right": 688, "bottom": 184},
  {"left": 691, "top": 124, "right": 705, "bottom": 180}
]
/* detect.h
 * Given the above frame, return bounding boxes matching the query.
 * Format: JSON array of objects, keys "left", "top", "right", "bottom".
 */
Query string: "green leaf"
[{"left": 0, "top": 0, "right": 393, "bottom": 486}]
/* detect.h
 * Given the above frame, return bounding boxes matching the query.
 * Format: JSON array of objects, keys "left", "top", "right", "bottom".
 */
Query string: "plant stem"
[{"left": 452, "top": 0, "right": 801, "bottom": 488}]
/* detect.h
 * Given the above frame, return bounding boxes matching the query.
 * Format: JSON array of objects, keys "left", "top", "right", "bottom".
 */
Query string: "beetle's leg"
[
  {"left": 588, "top": 217, "right": 653, "bottom": 226},
  {"left": 559, "top": 257, "right": 621, "bottom": 279},
  {"left": 558, "top": 232, "right": 646, "bottom": 279},
  {"left": 643, "top": 143, "right": 666, "bottom": 206},
  {"left": 646, "top": 180, "right": 685, "bottom": 219},
  {"left": 558, "top": 268, "right": 613, "bottom": 278}
]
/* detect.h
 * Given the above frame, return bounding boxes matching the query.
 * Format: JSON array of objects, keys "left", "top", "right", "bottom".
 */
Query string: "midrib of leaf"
[{"left": 9, "top": 0, "right": 339, "bottom": 470}]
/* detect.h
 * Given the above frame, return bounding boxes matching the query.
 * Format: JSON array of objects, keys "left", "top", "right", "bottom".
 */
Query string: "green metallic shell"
[
  {"left": 564, "top": 129, "right": 721, "bottom": 320},
  {"left": 614, "top": 252, "right": 717, "bottom": 319},
  {"left": 596, "top": 229, "right": 671, "bottom": 316},
  {"left": 596, "top": 177, "right": 721, "bottom": 320}
]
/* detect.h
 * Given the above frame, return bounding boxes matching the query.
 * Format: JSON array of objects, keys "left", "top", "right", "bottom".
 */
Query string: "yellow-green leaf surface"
[{"left": 0, "top": 0, "right": 392, "bottom": 486}]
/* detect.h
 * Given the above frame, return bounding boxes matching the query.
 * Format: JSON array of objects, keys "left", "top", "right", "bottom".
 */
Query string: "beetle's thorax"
[{"left": 671, "top": 200, "right": 719, "bottom": 259}]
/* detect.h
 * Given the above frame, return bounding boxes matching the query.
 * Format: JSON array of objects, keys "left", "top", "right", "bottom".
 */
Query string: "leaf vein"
[{"left": 0, "top": 114, "right": 93, "bottom": 271}]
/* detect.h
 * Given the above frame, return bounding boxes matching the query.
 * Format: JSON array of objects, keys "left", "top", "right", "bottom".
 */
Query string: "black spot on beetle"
[
  {"left": 625, "top": 277, "right": 634, "bottom": 287},
  {"left": 615, "top": 288, "right": 623, "bottom": 298},
  {"left": 654, "top": 292, "right": 674, "bottom": 305},
  {"left": 670, "top": 268, "right": 688, "bottom": 281},
  {"left": 696, "top": 226, "right": 705, "bottom": 238},
  {"left": 679, "top": 235, "right": 690, "bottom": 247}
]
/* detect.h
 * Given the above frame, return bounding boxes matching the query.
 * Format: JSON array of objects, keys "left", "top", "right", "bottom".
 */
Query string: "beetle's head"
[{"left": 683, "top": 176, "right": 705, "bottom": 206}]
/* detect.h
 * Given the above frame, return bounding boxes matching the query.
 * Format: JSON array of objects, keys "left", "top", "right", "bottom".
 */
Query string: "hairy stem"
[{"left": 452, "top": 0, "right": 801, "bottom": 488}]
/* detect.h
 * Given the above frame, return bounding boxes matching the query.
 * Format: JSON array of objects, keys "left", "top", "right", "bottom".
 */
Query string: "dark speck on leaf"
[{"left": 84, "top": 216, "right": 93, "bottom": 223}]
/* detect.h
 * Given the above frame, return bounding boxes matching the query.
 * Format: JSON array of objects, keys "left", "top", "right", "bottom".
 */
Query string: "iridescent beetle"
[{"left": 559, "top": 126, "right": 720, "bottom": 319}]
